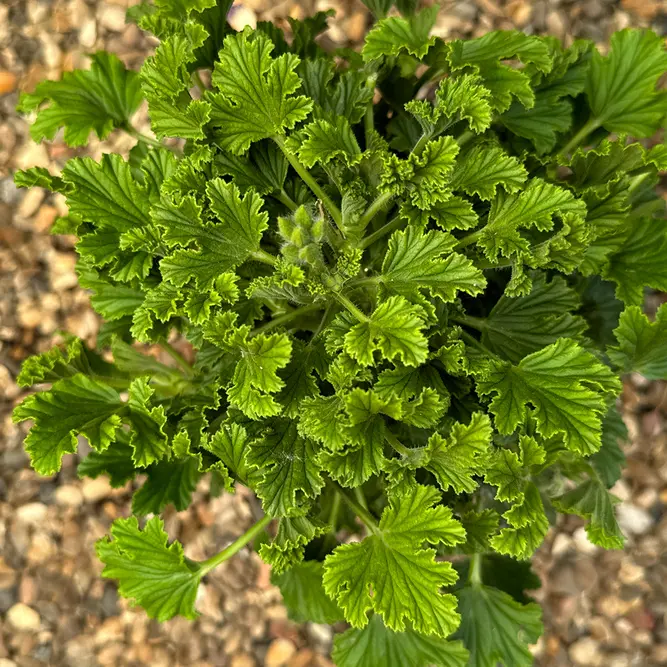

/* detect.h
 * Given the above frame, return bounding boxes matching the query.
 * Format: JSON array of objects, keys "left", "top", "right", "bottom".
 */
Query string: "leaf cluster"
[{"left": 13, "top": 1, "right": 667, "bottom": 665}]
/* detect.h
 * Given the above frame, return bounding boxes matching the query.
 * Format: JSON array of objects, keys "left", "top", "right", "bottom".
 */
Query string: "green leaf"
[
  {"left": 590, "top": 406, "right": 627, "bottom": 489},
  {"left": 477, "top": 338, "right": 621, "bottom": 456},
  {"left": 608, "top": 304, "right": 667, "bottom": 380},
  {"left": 132, "top": 457, "right": 201, "bottom": 515},
  {"left": 552, "top": 479, "right": 625, "bottom": 549},
  {"left": 209, "top": 29, "right": 313, "bottom": 154},
  {"left": 604, "top": 218, "right": 667, "bottom": 306},
  {"left": 423, "top": 412, "right": 493, "bottom": 494},
  {"left": 76, "top": 429, "right": 135, "bottom": 486},
  {"left": 451, "top": 145, "right": 527, "bottom": 200},
  {"left": 381, "top": 228, "right": 486, "bottom": 303},
  {"left": 96, "top": 516, "right": 201, "bottom": 621},
  {"left": 14, "top": 166, "right": 67, "bottom": 192},
  {"left": 149, "top": 98, "right": 211, "bottom": 140},
  {"left": 227, "top": 331, "right": 292, "bottom": 420},
  {"left": 344, "top": 296, "right": 429, "bottom": 367},
  {"left": 156, "top": 180, "right": 268, "bottom": 288},
  {"left": 478, "top": 179, "right": 587, "bottom": 262},
  {"left": 500, "top": 95, "right": 572, "bottom": 154},
  {"left": 272, "top": 561, "right": 345, "bottom": 624},
  {"left": 455, "top": 581, "right": 543, "bottom": 667},
  {"left": 246, "top": 421, "right": 324, "bottom": 517},
  {"left": 63, "top": 154, "right": 151, "bottom": 232},
  {"left": 481, "top": 273, "right": 587, "bottom": 363},
  {"left": 333, "top": 615, "right": 469, "bottom": 667},
  {"left": 323, "top": 484, "right": 465, "bottom": 637},
  {"left": 586, "top": 29, "right": 667, "bottom": 136},
  {"left": 13, "top": 375, "right": 123, "bottom": 476},
  {"left": 18, "top": 52, "right": 142, "bottom": 146},
  {"left": 260, "top": 516, "right": 328, "bottom": 574},
  {"left": 204, "top": 422, "right": 254, "bottom": 484},
  {"left": 296, "top": 117, "right": 362, "bottom": 168},
  {"left": 362, "top": 5, "right": 438, "bottom": 61},
  {"left": 127, "top": 377, "right": 169, "bottom": 467}
]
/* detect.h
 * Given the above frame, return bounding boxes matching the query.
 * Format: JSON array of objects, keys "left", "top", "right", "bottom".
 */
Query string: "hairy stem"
[
  {"left": 125, "top": 126, "right": 176, "bottom": 152},
  {"left": 273, "top": 136, "right": 344, "bottom": 232},
  {"left": 357, "top": 191, "right": 395, "bottom": 234},
  {"left": 450, "top": 314, "right": 488, "bottom": 332},
  {"left": 334, "top": 484, "right": 380, "bottom": 536},
  {"left": 334, "top": 292, "right": 369, "bottom": 323},
  {"left": 250, "top": 303, "right": 322, "bottom": 337},
  {"left": 250, "top": 249, "right": 278, "bottom": 266},
  {"left": 198, "top": 515, "right": 272, "bottom": 576},
  {"left": 561, "top": 117, "right": 601, "bottom": 156},
  {"left": 385, "top": 430, "right": 412, "bottom": 457},
  {"left": 359, "top": 214, "right": 403, "bottom": 250},
  {"left": 456, "top": 129, "right": 475, "bottom": 148},
  {"left": 454, "top": 229, "right": 482, "bottom": 251},
  {"left": 275, "top": 189, "right": 298, "bottom": 211},
  {"left": 158, "top": 341, "right": 193, "bottom": 377}
]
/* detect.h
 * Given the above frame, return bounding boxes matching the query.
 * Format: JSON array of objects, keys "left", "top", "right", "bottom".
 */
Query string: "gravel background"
[{"left": 2, "top": 1, "right": 667, "bottom": 666}]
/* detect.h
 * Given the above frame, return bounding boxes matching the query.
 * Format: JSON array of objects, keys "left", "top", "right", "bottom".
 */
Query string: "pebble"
[
  {"left": 231, "top": 654, "right": 257, "bottom": 667},
  {"left": 0, "top": 71, "right": 17, "bottom": 94},
  {"left": 551, "top": 532, "right": 573, "bottom": 557},
  {"left": 16, "top": 503, "right": 48, "bottom": 526},
  {"left": 79, "top": 18, "right": 98, "bottom": 48},
  {"left": 264, "top": 639, "right": 297, "bottom": 667},
  {"left": 0, "top": 661, "right": 18, "bottom": 667},
  {"left": 82, "top": 477, "right": 113, "bottom": 503},
  {"left": 652, "top": 645, "right": 667, "bottom": 664},
  {"left": 55, "top": 485, "right": 84, "bottom": 507},
  {"left": 572, "top": 527, "right": 598, "bottom": 554},
  {"left": 568, "top": 636, "right": 603, "bottom": 666},
  {"left": 616, "top": 504, "right": 654, "bottom": 536},
  {"left": 6, "top": 603, "right": 41, "bottom": 632},
  {"left": 228, "top": 6, "right": 257, "bottom": 30},
  {"left": 98, "top": 5, "right": 126, "bottom": 32},
  {"left": 618, "top": 560, "right": 644, "bottom": 585}
]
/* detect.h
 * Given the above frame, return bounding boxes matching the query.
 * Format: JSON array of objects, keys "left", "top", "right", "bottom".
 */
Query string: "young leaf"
[
  {"left": 209, "top": 29, "right": 313, "bottom": 154},
  {"left": 323, "top": 485, "right": 466, "bottom": 637},
  {"left": 96, "top": 516, "right": 201, "bottom": 621}
]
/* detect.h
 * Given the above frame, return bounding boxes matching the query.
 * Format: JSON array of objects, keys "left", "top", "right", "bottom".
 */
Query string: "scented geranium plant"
[{"left": 13, "top": 0, "right": 667, "bottom": 663}]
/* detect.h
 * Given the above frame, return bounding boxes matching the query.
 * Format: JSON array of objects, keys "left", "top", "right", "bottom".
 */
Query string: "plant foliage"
[{"left": 13, "top": 0, "right": 667, "bottom": 664}]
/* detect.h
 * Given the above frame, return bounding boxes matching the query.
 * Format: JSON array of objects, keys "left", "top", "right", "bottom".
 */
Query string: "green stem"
[
  {"left": 125, "top": 126, "right": 175, "bottom": 152},
  {"left": 412, "top": 132, "right": 432, "bottom": 156},
  {"left": 364, "top": 97, "right": 375, "bottom": 148},
  {"left": 192, "top": 70, "right": 207, "bottom": 95},
  {"left": 357, "top": 191, "right": 395, "bottom": 234},
  {"left": 158, "top": 341, "right": 193, "bottom": 377},
  {"left": 450, "top": 314, "right": 487, "bottom": 332},
  {"left": 561, "top": 117, "right": 601, "bottom": 156},
  {"left": 273, "top": 136, "right": 344, "bottom": 233},
  {"left": 334, "top": 293, "right": 369, "bottom": 323},
  {"left": 459, "top": 329, "right": 494, "bottom": 356},
  {"left": 627, "top": 172, "right": 650, "bottom": 195},
  {"left": 456, "top": 129, "right": 475, "bottom": 148},
  {"left": 250, "top": 303, "right": 321, "bottom": 337},
  {"left": 385, "top": 430, "right": 412, "bottom": 457},
  {"left": 334, "top": 485, "right": 380, "bottom": 536},
  {"left": 198, "top": 515, "right": 272, "bottom": 576},
  {"left": 454, "top": 230, "right": 482, "bottom": 251},
  {"left": 250, "top": 249, "right": 278, "bottom": 266},
  {"left": 359, "top": 214, "right": 402, "bottom": 250},
  {"left": 469, "top": 553, "right": 483, "bottom": 586},
  {"left": 275, "top": 189, "right": 298, "bottom": 211}
]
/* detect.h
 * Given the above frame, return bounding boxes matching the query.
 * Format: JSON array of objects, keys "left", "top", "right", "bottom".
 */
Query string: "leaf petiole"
[
  {"left": 333, "top": 484, "right": 381, "bottom": 536},
  {"left": 197, "top": 514, "right": 272, "bottom": 576},
  {"left": 250, "top": 303, "right": 322, "bottom": 337},
  {"left": 158, "top": 341, "right": 193, "bottom": 377},
  {"left": 359, "top": 214, "right": 403, "bottom": 250},
  {"left": 334, "top": 293, "right": 369, "bottom": 323},
  {"left": 560, "top": 117, "right": 602, "bottom": 156},
  {"left": 469, "top": 553, "right": 483, "bottom": 587}
]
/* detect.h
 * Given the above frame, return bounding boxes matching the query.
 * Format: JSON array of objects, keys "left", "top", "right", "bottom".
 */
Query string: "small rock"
[
  {"left": 507, "top": 0, "right": 532, "bottom": 26},
  {"left": 618, "top": 559, "right": 644, "bottom": 585},
  {"left": 79, "top": 18, "right": 97, "bottom": 48},
  {"left": 288, "top": 650, "right": 316, "bottom": 667},
  {"left": 652, "top": 645, "right": 667, "bottom": 664},
  {"left": 33, "top": 205, "right": 59, "bottom": 233},
  {"left": 344, "top": 11, "right": 367, "bottom": 43},
  {"left": 13, "top": 143, "right": 50, "bottom": 171},
  {"left": 573, "top": 527, "right": 598, "bottom": 554},
  {"left": 55, "top": 485, "right": 84, "bottom": 507},
  {"left": 265, "top": 639, "right": 297, "bottom": 667},
  {"left": 617, "top": 504, "right": 653, "bottom": 536},
  {"left": 588, "top": 616, "right": 613, "bottom": 644},
  {"left": 551, "top": 533, "right": 573, "bottom": 557},
  {"left": 6, "top": 603, "right": 41, "bottom": 632},
  {"left": 634, "top": 487, "right": 658, "bottom": 510},
  {"left": 16, "top": 503, "right": 48, "bottom": 526},
  {"left": 231, "top": 654, "right": 256, "bottom": 667},
  {"left": 98, "top": 5, "right": 126, "bottom": 32},
  {"left": 0, "top": 71, "right": 17, "bottom": 95},
  {"left": 17, "top": 189, "right": 45, "bottom": 219},
  {"left": 546, "top": 10, "right": 567, "bottom": 38},
  {"left": 82, "top": 477, "right": 113, "bottom": 503},
  {"left": 309, "top": 623, "right": 333, "bottom": 645},
  {"left": 568, "top": 637, "right": 602, "bottom": 666},
  {"left": 95, "top": 617, "right": 125, "bottom": 645},
  {"left": 228, "top": 6, "right": 257, "bottom": 31},
  {"left": 607, "top": 655, "right": 631, "bottom": 667},
  {"left": 0, "top": 660, "right": 18, "bottom": 667}
]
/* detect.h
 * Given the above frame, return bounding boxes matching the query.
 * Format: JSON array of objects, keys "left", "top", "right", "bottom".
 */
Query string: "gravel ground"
[{"left": 1, "top": 1, "right": 667, "bottom": 666}]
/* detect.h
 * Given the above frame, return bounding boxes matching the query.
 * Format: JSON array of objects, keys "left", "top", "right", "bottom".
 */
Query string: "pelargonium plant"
[{"left": 12, "top": 0, "right": 667, "bottom": 664}]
